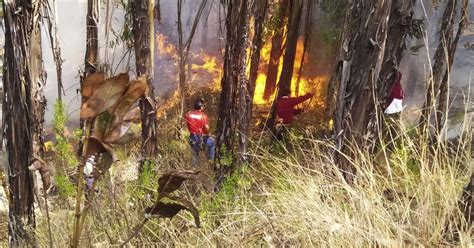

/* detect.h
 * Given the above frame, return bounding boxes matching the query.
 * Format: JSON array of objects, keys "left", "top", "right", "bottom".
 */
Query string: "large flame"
[
  {"left": 252, "top": 38, "right": 327, "bottom": 106},
  {"left": 155, "top": 33, "right": 327, "bottom": 110}
]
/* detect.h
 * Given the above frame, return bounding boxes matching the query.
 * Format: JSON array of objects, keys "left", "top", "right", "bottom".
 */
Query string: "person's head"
[{"left": 194, "top": 99, "right": 204, "bottom": 111}]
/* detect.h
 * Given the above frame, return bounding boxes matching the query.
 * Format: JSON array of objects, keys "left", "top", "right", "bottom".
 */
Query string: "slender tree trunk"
[
  {"left": 435, "top": 0, "right": 468, "bottom": 133},
  {"left": 262, "top": 0, "right": 289, "bottom": 101},
  {"left": 267, "top": 0, "right": 303, "bottom": 129},
  {"left": 331, "top": 0, "right": 393, "bottom": 183},
  {"left": 3, "top": 0, "right": 38, "bottom": 245},
  {"left": 419, "top": 0, "right": 457, "bottom": 132},
  {"left": 72, "top": 1, "right": 99, "bottom": 246},
  {"left": 84, "top": 0, "right": 99, "bottom": 76},
  {"left": 30, "top": 0, "right": 47, "bottom": 159},
  {"left": 236, "top": 0, "right": 252, "bottom": 164},
  {"left": 248, "top": 0, "right": 268, "bottom": 119},
  {"left": 295, "top": 0, "right": 312, "bottom": 97},
  {"left": 215, "top": 0, "right": 251, "bottom": 190},
  {"left": 77, "top": 0, "right": 99, "bottom": 156},
  {"left": 177, "top": 0, "right": 208, "bottom": 118},
  {"left": 44, "top": 0, "right": 64, "bottom": 100},
  {"left": 132, "top": 0, "right": 159, "bottom": 169},
  {"left": 325, "top": 2, "right": 351, "bottom": 124}
]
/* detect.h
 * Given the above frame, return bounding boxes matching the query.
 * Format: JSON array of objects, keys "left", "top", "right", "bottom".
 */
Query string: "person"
[
  {"left": 184, "top": 99, "right": 215, "bottom": 165},
  {"left": 84, "top": 155, "right": 97, "bottom": 190},
  {"left": 384, "top": 70, "right": 404, "bottom": 115},
  {"left": 276, "top": 89, "right": 313, "bottom": 125},
  {"left": 381, "top": 70, "right": 405, "bottom": 150},
  {"left": 274, "top": 89, "right": 313, "bottom": 140}
]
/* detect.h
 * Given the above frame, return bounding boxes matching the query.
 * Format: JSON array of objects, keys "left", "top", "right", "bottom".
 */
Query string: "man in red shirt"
[
  {"left": 185, "top": 99, "right": 215, "bottom": 165},
  {"left": 276, "top": 89, "right": 313, "bottom": 125}
]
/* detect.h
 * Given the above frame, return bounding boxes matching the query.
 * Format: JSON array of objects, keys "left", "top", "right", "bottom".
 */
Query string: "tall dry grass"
[{"left": 27, "top": 114, "right": 472, "bottom": 247}]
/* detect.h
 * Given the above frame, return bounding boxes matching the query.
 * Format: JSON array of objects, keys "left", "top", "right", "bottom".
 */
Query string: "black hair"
[{"left": 194, "top": 99, "right": 204, "bottom": 110}]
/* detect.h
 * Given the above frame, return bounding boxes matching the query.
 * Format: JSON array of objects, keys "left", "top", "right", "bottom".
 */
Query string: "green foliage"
[
  {"left": 200, "top": 164, "right": 252, "bottom": 218},
  {"left": 55, "top": 137, "right": 79, "bottom": 168},
  {"left": 55, "top": 173, "right": 76, "bottom": 197},
  {"left": 109, "top": 0, "right": 134, "bottom": 49},
  {"left": 320, "top": 0, "right": 346, "bottom": 21},
  {"left": 53, "top": 100, "right": 79, "bottom": 168},
  {"left": 319, "top": 0, "right": 347, "bottom": 48},
  {"left": 53, "top": 100, "right": 67, "bottom": 134},
  {"left": 218, "top": 145, "right": 233, "bottom": 167},
  {"left": 137, "top": 160, "right": 158, "bottom": 198},
  {"left": 266, "top": 2, "right": 287, "bottom": 31},
  {"left": 72, "top": 128, "right": 83, "bottom": 140}
]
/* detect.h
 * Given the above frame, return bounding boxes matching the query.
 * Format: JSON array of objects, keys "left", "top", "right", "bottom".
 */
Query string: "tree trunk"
[
  {"left": 30, "top": 1, "right": 47, "bottom": 159},
  {"left": 262, "top": 0, "right": 289, "bottom": 101},
  {"left": 84, "top": 0, "right": 99, "bottom": 76},
  {"left": 3, "top": 0, "right": 38, "bottom": 245},
  {"left": 419, "top": 0, "right": 457, "bottom": 133},
  {"left": 77, "top": 0, "right": 99, "bottom": 156},
  {"left": 435, "top": 0, "right": 468, "bottom": 133},
  {"left": 236, "top": 0, "right": 252, "bottom": 164},
  {"left": 44, "top": 0, "right": 64, "bottom": 100},
  {"left": 72, "top": 1, "right": 100, "bottom": 246},
  {"left": 248, "top": 0, "right": 268, "bottom": 119},
  {"left": 367, "top": 0, "right": 415, "bottom": 145},
  {"left": 177, "top": 0, "right": 207, "bottom": 118},
  {"left": 132, "top": 0, "right": 159, "bottom": 169},
  {"left": 267, "top": 0, "right": 303, "bottom": 129},
  {"left": 214, "top": 0, "right": 251, "bottom": 190},
  {"left": 295, "top": 0, "right": 312, "bottom": 97},
  {"left": 331, "top": 0, "right": 393, "bottom": 183}
]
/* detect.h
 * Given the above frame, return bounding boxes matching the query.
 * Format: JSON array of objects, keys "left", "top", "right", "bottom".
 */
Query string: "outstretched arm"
[{"left": 290, "top": 93, "right": 313, "bottom": 106}]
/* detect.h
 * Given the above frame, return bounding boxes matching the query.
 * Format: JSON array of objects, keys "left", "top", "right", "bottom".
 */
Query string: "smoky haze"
[{"left": 38, "top": 0, "right": 473, "bottom": 135}]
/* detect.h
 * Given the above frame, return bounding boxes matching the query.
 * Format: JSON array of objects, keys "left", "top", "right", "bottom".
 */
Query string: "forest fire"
[{"left": 155, "top": 33, "right": 326, "bottom": 108}]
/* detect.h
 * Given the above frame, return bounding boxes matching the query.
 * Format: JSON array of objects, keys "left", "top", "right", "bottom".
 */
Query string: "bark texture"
[
  {"left": 367, "top": 0, "right": 415, "bottom": 143},
  {"left": 435, "top": 0, "right": 468, "bottom": 133},
  {"left": 248, "top": 0, "right": 268, "bottom": 118},
  {"left": 132, "top": 0, "right": 159, "bottom": 166},
  {"left": 331, "top": 0, "right": 393, "bottom": 182},
  {"left": 263, "top": 0, "right": 289, "bottom": 101},
  {"left": 267, "top": 0, "right": 303, "bottom": 129},
  {"left": 215, "top": 0, "right": 251, "bottom": 190},
  {"left": 3, "top": 0, "right": 41, "bottom": 245}
]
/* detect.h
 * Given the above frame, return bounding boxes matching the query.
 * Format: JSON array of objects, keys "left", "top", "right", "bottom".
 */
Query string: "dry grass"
[{"left": 22, "top": 114, "right": 472, "bottom": 247}]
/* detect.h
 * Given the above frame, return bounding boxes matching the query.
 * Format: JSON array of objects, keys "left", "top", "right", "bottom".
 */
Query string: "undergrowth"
[{"left": 29, "top": 114, "right": 472, "bottom": 246}]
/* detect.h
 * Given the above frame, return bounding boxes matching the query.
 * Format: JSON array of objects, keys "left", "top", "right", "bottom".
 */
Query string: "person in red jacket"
[
  {"left": 185, "top": 99, "right": 215, "bottom": 165},
  {"left": 276, "top": 89, "right": 313, "bottom": 125}
]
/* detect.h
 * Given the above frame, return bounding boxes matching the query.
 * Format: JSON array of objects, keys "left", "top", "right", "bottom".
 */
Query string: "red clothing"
[
  {"left": 185, "top": 110, "right": 209, "bottom": 134},
  {"left": 386, "top": 71, "right": 404, "bottom": 107},
  {"left": 276, "top": 93, "right": 313, "bottom": 124}
]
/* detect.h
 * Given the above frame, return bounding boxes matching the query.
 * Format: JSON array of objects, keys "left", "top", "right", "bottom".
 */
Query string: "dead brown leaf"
[
  {"left": 114, "top": 76, "right": 147, "bottom": 118},
  {"left": 123, "top": 106, "right": 141, "bottom": 123},
  {"left": 80, "top": 73, "right": 129, "bottom": 120},
  {"left": 28, "top": 157, "right": 51, "bottom": 189},
  {"left": 145, "top": 196, "right": 200, "bottom": 227},
  {"left": 158, "top": 170, "right": 200, "bottom": 195},
  {"left": 103, "top": 122, "right": 140, "bottom": 144},
  {"left": 81, "top": 72, "right": 106, "bottom": 99}
]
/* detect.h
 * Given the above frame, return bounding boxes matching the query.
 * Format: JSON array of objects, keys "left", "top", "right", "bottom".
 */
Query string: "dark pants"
[{"left": 189, "top": 134, "right": 215, "bottom": 165}]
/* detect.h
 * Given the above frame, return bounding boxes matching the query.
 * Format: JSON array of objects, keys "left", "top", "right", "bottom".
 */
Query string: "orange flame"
[{"left": 155, "top": 33, "right": 327, "bottom": 110}]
